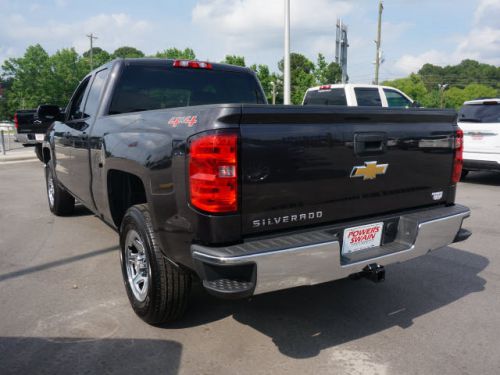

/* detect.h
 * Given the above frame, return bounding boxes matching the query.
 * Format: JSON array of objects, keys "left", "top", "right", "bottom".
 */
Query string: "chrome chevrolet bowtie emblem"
[{"left": 350, "top": 161, "right": 388, "bottom": 180}]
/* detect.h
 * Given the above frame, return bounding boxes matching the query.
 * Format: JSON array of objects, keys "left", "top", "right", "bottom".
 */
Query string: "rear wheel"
[
  {"left": 120, "top": 204, "right": 191, "bottom": 324},
  {"left": 45, "top": 162, "right": 75, "bottom": 215}
]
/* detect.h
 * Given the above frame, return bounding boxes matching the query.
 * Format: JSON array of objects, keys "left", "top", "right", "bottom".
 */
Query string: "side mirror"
[
  {"left": 36, "top": 105, "right": 64, "bottom": 122},
  {"left": 411, "top": 101, "right": 422, "bottom": 108}
]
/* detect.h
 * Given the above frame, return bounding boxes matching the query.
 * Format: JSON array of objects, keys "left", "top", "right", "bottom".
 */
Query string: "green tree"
[
  {"left": 82, "top": 47, "right": 112, "bottom": 70},
  {"left": 382, "top": 74, "right": 428, "bottom": 104},
  {"left": 419, "top": 59, "right": 500, "bottom": 91},
  {"left": 278, "top": 53, "right": 315, "bottom": 104},
  {"left": 48, "top": 48, "right": 87, "bottom": 107},
  {"left": 112, "top": 46, "right": 145, "bottom": 59},
  {"left": 1, "top": 44, "right": 52, "bottom": 112},
  {"left": 155, "top": 48, "right": 196, "bottom": 60},
  {"left": 250, "top": 64, "right": 280, "bottom": 103},
  {"left": 444, "top": 84, "right": 497, "bottom": 109},
  {"left": 222, "top": 55, "right": 245, "bottom": 67},
  {"left": 314, "top": 53, "right": 341, "bottom": 85}
]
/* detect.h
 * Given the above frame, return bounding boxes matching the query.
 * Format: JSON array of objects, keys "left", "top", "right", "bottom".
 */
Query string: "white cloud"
[
  {"left": 0, "top": 13, "right": 154, "bottom": 65},
  {"left": 394, "top": 0, "right": 500, "bottom": 74},
  {"left": 394, "top": 50, "right": 455, "bottom": 74},
  {"left": 192, "top": 0, "right": 353, "bottom": 63}
]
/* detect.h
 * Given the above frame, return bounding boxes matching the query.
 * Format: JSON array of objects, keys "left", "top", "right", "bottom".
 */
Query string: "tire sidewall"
[
  {"left": 45, "top": 163, "right": 55, "bottom": 213},
  {"left": 120, "top": 207, "right": 159, "bottom": 318}
]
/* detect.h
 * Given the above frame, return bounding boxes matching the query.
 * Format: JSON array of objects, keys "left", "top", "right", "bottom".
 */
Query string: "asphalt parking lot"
[{"left": 1, "top": 160, "right": 499, "bottom": 375}]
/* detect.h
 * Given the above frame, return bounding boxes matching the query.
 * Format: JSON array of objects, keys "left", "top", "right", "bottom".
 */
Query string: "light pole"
[
  {"left": 270, "top": 82, "right": 277, "bottom": 105},
  {"left": 439, "top": 84, "right": 448, "bottom": 108},
  {"left": 284, "top": 0, "right": 291, "bottom": 105}
]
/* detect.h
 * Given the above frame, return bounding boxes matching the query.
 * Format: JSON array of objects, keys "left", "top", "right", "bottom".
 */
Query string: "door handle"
[{"left": 354, "top": 133, "right": 387, "bottom": 155}]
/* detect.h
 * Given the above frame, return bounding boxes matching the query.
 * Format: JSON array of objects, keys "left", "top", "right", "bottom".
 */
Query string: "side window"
[
  {"left": 83, "top": 69, "right": 109, "bottom": 118},
  {"left": 354, "top": 88, "right": 382, "bottom": 107},
  {"left": 384, "top": 89, "right": 411, "bottom": 108},
  {"left": 67, "top": 77, "right": 91, "bottom": 121}
]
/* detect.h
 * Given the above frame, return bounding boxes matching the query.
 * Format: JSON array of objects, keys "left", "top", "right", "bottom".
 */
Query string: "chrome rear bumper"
[{"left": 192, "top": 205, "right": 470, "bottom": 297}]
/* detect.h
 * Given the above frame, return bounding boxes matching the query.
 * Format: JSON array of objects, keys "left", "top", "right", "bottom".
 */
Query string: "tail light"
[
  {"left": 173, "top": 60, "right": 212, "bottom": 70},
  {"left": 14, "top": 113, "right": 18, "bottom": 129},
  {"left": 189, "top": 131, "right": 238, "bottom": 213},
  {"left": 319, "top": 85, "right": 331, "bottom": 91},
  {"left": 451, "top": 128, "right": 463, "bottom": 184}
]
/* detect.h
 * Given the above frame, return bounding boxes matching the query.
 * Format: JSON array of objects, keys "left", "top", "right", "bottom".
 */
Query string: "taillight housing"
[
  {"left": 319, "top": 85, "right": 331, "bottom": 91},
  {"left": 188, "top": 131, "right": 238, "bottom": 213},
  {"left": 451, "top": 128, "right": 463, "bottom": 184},
  {"left": 173, "top": 60, "right": 212, "bottom": 69},
  {"left": 14, "top": 113, "right": 18, "bottom": 129}
]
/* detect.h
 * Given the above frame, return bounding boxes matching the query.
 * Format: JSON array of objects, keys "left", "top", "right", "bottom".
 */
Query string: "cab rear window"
[
  {"left": 303, "top": 88, "right": 347, "bottom": 106},
  {"left": 109, "top": 65, "right": 266, "bottom": 115}
]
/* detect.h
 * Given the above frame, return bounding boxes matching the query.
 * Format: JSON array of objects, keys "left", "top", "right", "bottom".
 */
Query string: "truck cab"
[{"left": 303, "top": 84, "right": 416, "bottom": 108}]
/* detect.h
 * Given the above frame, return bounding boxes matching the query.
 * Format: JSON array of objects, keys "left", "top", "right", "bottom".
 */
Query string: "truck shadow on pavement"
[
  {"left": 0, "top": 337, "right": 182, "bottom": 375},
  {"left": 175, "top": 246, "right": 487, "bottom": 359},
  {"left": 461, "top": 171, "right": 500, "bottom": 186}
]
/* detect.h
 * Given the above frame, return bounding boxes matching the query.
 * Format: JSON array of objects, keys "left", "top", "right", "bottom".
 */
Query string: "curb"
[{"left": 0, "top": 154, "right": 38, "bottom": 163}]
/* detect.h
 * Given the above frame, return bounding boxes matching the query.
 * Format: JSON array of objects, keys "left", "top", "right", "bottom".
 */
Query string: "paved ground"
[
  {"left": 1, "top": 161, "right": 499, "bottom": 375},
  {"left": 0, "top": 134, "right": 37, "bottom": 162}
]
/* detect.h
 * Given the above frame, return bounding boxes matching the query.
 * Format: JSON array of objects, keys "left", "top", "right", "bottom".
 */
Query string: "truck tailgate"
[{"left": 239, "top": 105, "right": 457, "bottom": 235}]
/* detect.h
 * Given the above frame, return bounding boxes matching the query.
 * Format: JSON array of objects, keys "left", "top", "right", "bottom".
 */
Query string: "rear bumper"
[
  {"left": 192, "top": 204, "right": 471, "bottom": 298},
  {"left": 463, "top": 151, "right": 500, "bottom": 171}
]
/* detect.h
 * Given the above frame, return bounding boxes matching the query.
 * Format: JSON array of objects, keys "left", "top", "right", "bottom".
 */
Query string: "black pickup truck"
[
  {"left": 38, "top": 58, "right": 471, "bottom": 324},
  {"left": 14, "top": 109, "right": 53, "bottom": 161}
]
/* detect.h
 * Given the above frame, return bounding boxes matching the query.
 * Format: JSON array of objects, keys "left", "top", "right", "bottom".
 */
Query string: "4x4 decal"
[{"left": 168, "top": 116, "right": 198, "bottom": 128}]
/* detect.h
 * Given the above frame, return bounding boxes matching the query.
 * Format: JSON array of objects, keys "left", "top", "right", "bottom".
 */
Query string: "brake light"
[
  {"left": 173, "top": 60, "right": 212, "bottom": 69},
  {"left": 14, "top": 113, "right": 18, "bottom": 129},
  {"left": 319, "top": 85, "right": 331, "bottom": 91},
  {"left": 189, "top": 132, "right": 238, "bottom": 213},
  {"left": 451, "top": 128, "right": 463, "bottom": 184}
]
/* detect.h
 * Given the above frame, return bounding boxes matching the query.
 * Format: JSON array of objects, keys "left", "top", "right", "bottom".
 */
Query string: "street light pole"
[
  {"left": 270, "top": 81, "right": 277, "bottom": 105},
  {"left": 284, "top": 0, "right": 291, "bottom": 105}
]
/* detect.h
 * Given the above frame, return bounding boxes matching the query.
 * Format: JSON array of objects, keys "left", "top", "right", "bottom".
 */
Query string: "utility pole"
[
  {"left": 283, "top": 0, "right": 291, "bottom": 105},
  {"left": 374, "top": 0, "right": 383, "bottom": 85},
  {"left": 86, "top": 33, "right": 98, "bottom": 70}
]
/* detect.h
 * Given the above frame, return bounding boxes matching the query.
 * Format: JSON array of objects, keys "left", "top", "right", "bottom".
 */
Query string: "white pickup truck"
[
  {"left": 303, "top": 84, "right": 416, "bottom": 108},
  {"left": 459, "top": 98, "right": 500, "bottom": 177}
]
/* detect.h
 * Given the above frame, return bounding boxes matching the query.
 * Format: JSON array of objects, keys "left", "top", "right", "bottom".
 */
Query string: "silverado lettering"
[{"left": 252, "top": 211, "right": 323, "bottom": 228}]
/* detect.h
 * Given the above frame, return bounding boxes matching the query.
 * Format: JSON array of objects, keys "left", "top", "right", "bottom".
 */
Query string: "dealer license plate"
[
  {"left": 342, "top": 222, "right": 384, "bottom": 254},
  {"left": 35, "top": 134, "right": 45, "bottom": 141}
]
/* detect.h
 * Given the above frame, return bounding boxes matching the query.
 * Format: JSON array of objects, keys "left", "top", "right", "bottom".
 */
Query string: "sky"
[{"left": 0, "top": 0, "right": 499, "bottom": 83}]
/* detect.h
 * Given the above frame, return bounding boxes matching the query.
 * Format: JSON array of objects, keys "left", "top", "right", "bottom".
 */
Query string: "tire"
[
  {"left": 461, "top": 169, "right": 469, "bottom": 180},
  {"left": 120, "top": 204, "right": 191, "bottom": 324},
  {"left": 45, "top": 162, "right": 75, "bottom": 216},
  {"left": 35, "top": 144, "right": 44, "bottom": 163}
]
